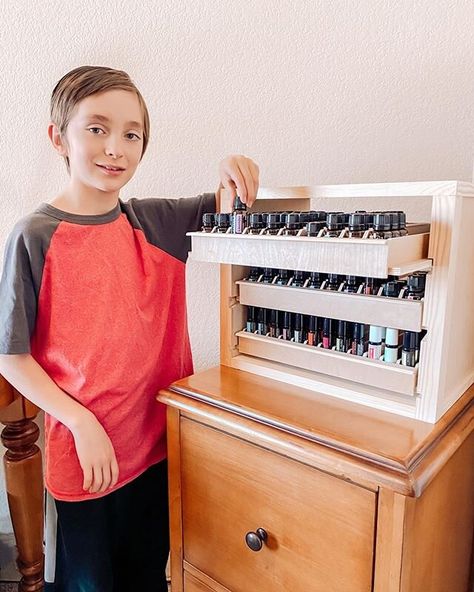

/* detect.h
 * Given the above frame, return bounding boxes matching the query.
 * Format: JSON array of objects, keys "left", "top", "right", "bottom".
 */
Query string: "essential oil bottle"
[
  {"left": 262, "top": 268, "right": 275, "bottom": 284},
  {"left": 307, "top": 272, "right": 325, "bottom": 289},
  {"left": 307, "top": 221, "right": 325, "bottom": 237},
  {"left": 265, "top": 213, "right": 281, "bottom": 235},
  {"left": 246, "top": 306, "right": 257, "bottom": 333},
  {"left": 282, "top": 311, "right": 292, "bottom": 340},
  {"left": 283, "top": 212, "right": 301, "bottom": 236},
  {"left": 246, "top": 267, "right": 261, "bottom": 282},
  {"left": 405, "top": 273, "right": 426, "bottom": 300},
  {"left": 307, "top": 316, "right": 317, "bottom": 346},
  {"left": 257, "top": 308, "right": 269, "bottom": 335},
  {"left": 202, "top": 213, "right": 215, "bottom": 232},
  {"left": 275, "top": 269, "right": 291, "bottom": 286},
  {"left": 326, "top": 212, "right": 345, "bottom": 237},
  {"left": 373, "top": 213, "right": 392, "bottom": 239},
  {"left": 293, "top": 314, "right": 304, "bottom": 343},
  {"left": 216, "top": 213, "right": 230, "bottom": 233},
  {"left": 351, "top": 323, "right": 366, "bottom": 356},
  {"left": 348, "top": 213, "right": 367, "bottom": 238},
  {"left": 368, "top": 325, "right": 383, "bottom": 359},
  {"left": 402, "top": 331, "right": 417, "bottom": 367},
  {"left": 322, "top": 318, "right": 335, "bottom": 349},
  {"left": 325, "top": 274, "right": 341, "bottom": 291},
  {"left": 344, "top": 275, "right": 360, "bottom": 293},
  {"left": 248, "top": 213, "right": 265, "bottom": 235},
  {"left": 384, "top": 328, "right": 399, "bottom": 363},
  {"left": 269, "top": 309, "right": 280, "bottom": 338},
  {"left": 335, "top": 320, "right": 351, "bottom": 353},
  {"left": 231, "top": 195, "right": 247, "bottom": 234},
  {"left": 292, "top": 270, "right": 306, "bottom": 288}
]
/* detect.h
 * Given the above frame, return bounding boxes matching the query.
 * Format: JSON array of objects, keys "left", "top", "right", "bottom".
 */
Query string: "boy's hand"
[
  {"left": 70, "top": 412, "right": 119, "bottom": 494},
  {"left": 218, "top": 155, "right": 259, "bottom": 210}
]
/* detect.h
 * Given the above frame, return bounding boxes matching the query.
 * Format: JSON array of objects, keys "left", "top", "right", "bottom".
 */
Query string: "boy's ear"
[{"left": 48, "top": 122, "right": 68, "bottom": 156}]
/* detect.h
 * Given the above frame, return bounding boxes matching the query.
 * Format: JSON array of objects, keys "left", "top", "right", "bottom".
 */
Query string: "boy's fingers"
[
  {"left": 82, "top": 466, "right": 93, "bottom": 491},
  {"left": 225, "top": 164, "right": 247, "bottom": 204},
  {"left": 240, "top": 159, "right": 258, "bottom": 207},
  {"left": 249, "top": 161, "right": 260, "bottom": 206},
  {"left": 98, "top": 464, "right": 112, "bottom": 493},
  {"left": 110, "top": 458, "right": 119, "bottom": 489},
  {"left": 89, "top": 466, "right": 103, "bottom": 493},
  {"left": 221, "top": 177, "right": 237, "bottom": 202}
]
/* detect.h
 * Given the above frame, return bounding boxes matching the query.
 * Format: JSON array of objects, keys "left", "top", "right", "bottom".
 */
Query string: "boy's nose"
[{"left": 105, "top": 141, "right": 123, "bottom": 159}]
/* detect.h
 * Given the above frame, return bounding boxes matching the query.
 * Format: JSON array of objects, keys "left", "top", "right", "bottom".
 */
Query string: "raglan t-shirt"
[{"left": 0, "top": 193, "right": 215, "bottom": 501}]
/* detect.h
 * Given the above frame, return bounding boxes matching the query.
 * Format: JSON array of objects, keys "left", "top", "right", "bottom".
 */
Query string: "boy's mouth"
[{"left": 97, "top": 164, "right": 126, "bottom": 174}]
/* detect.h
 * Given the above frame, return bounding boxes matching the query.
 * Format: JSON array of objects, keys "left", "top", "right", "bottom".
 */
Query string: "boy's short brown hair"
[{"left": 50, "top": 65, "right": 150, "bottom": 173}]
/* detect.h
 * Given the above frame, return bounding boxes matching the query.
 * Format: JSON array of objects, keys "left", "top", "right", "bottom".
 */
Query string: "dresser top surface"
[{"left": 163, "top": 365, "right": 474, "bottom": 471}]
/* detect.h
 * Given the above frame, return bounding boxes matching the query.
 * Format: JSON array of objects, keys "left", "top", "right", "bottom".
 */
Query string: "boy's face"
[{"left": 58, "top": 90, "right": 145, "bottom": 195}]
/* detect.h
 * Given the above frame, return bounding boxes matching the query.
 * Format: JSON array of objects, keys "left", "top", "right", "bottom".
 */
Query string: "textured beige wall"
[{"left": 0, "top": 0, "right": 473, "bottom": 530}]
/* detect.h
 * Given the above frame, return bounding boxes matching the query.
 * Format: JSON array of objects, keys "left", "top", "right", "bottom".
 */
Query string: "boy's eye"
[
  {"left": 126, "top": 133, "right": 141, "bottom": 140},
  {"left": 88, "top": 127, "right": 104, "bottom": 134}
]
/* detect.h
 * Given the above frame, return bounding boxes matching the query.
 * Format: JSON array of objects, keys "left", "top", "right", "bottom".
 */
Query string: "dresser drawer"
[
  {"left": 184, "top": 572, "right": 215, "bottom": 592},
  {"left": 181, "top": 417, "right": 376, "bottom": 592}
]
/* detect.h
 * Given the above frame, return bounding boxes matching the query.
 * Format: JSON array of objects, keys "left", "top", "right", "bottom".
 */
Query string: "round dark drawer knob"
[{"left": 245, "top": 528, "right": 268, "bottom": 552}]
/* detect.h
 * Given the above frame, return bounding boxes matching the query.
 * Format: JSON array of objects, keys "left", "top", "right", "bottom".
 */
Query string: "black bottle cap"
[
  {"left": 286, "top": 212, "right": 300, "bottom": 229},
  {"left": 278, "top": 269, "right": 289, "bottom": 279},
  {"left": 293, "top": 270, "right": 305, "bottom": 285},
  {"left": 306, "top": 221, "right": 325, "bottom": 236},
  {"left": 398, "top": 211, "right": 407, "bottom": 229},
  {"left": 348, "top": 213, "right": 367, "bottom": 231},
  {"left": 308, "top": 315, "right": 317, "bottom": 332},
  {"left": 309, "top": 210, "right": 327, "bottom": 222},
  {"left": 216, "top": 213, "right": 230, "bottom": 227},
  {"left": 233, "top": 195, "right": 246, "bottom": 211},
  {"left": 270, "top": 309, "right": 278, "bottom": 325},
  {"left": 267, "top": 212, "right": 281, "bottom": 228},
  {"left": 389, "top": 212, "right": 400, "bottom": 230},
  {"left": 326, "top": 212, "right": 344, "bottom": 230},
  {"left": 247, "top": 306, "right": 256, "bottom": 322},
  {"left": 299, "top": 212, "right": 311, "bottom": 225},
  {"left": 283, "top": 311, "right": 291, "bottom": 328},
  {"left": 248, "top": 267, "right": 260, "bottom": 281},
  {"left": 374, "top": 213, "right": 392, "bottom": 231},
  {"left": 323, "top": 317, "right": 333, "bottom": 335},
  {"left": 328, "top": 273, "right": 340, "bottom": 283},
  {"left": 383, "top": 281, "right": 401, "bottom": 297},
  {"left": 257, "top": 307, "right": 268, "bottom": 323},
  {"left": 353, "top": 323, "right": 366, "bottom": 341},
  {"left": 202, "top": 213, "right": 215, "bottom": 227},
  {"left": 263, "top": 268, "right": 274, "bottom": 282},
  {"left": 346, "top": 275, "right": 358, "bottom": 284},
  {"left": 407, "top": 274, "right": 426, "bottom": 291},
  {"left": 337, "top": 320, "right": 348, "bottom": 337},
  {"left": 403, "top": 331, "right": 418, "bottom": 350},
  {"left": 294, "top": 313, "right": 303, "bottom": 330},
  {"left": 249, "top": 213, "right": 264, "bottom": 228}
]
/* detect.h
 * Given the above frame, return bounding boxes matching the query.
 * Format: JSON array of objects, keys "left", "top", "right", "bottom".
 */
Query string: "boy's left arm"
[{"left": 215, "top": 155, "right": 260, "bottom": 212}]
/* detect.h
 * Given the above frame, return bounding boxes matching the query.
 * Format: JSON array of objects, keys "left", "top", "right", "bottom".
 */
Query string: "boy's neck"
[{"left": 49, "top": 182, "right": 120, "bottom": 216}]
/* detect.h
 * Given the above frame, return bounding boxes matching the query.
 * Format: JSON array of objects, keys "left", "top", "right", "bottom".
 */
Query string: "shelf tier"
[
  {"left": 188, "top": 232, "right": 431, "bottom": 279},
  {"left": 236, "top": 331, "right": 418, "bottom": 397}
]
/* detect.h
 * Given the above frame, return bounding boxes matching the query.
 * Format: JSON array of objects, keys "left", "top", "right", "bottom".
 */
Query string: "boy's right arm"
[{"left": 0, "top": 354, "right": 119, "bottom": 494}]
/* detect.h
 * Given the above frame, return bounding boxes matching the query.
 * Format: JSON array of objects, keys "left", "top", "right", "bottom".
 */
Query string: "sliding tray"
[
  {"left": 188, "top": 232, "right": 431, "bottom": 278},
  {"left": 236, "top": 331, "right": 418, "bottom": 397},
  {"left": 237, "top": 281, "right": 424, "bottom": 332}
]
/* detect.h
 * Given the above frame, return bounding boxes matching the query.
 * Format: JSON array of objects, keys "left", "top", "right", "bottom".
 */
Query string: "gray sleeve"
[
  {"left": 0, "top": 226, "right": 38, "bottom": 354},
  {"left": 124, "top": 193, "right": 216, "bottom": 263}
]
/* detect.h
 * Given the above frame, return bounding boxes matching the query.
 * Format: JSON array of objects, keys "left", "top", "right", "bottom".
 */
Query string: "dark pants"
[{"left": 47, "top": 460, "right": 170, "bottom": 592}]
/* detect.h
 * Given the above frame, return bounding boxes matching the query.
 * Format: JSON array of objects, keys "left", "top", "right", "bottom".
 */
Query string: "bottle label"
[{"left": 368, "top": 343, "right": 382, "bottom": 359}]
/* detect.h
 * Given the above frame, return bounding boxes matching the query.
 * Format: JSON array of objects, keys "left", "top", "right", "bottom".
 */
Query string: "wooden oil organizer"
[{"left": 188, "top": 181, "right": 474, "bottom": 423}]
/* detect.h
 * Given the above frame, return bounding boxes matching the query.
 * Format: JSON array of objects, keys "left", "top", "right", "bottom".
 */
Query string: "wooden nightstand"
[{"left": 159, "top": 366, "right": 474, "bottom": 592}]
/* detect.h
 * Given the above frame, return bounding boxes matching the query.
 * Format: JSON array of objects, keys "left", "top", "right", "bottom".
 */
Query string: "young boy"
[{"left": 0, "top": 65, "right": 259, "bottom": 591}]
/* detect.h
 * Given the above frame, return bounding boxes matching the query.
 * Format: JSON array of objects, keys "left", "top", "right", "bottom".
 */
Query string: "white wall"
[{"left": 0, "top": 0, "right": 473, "bottom": 530}]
